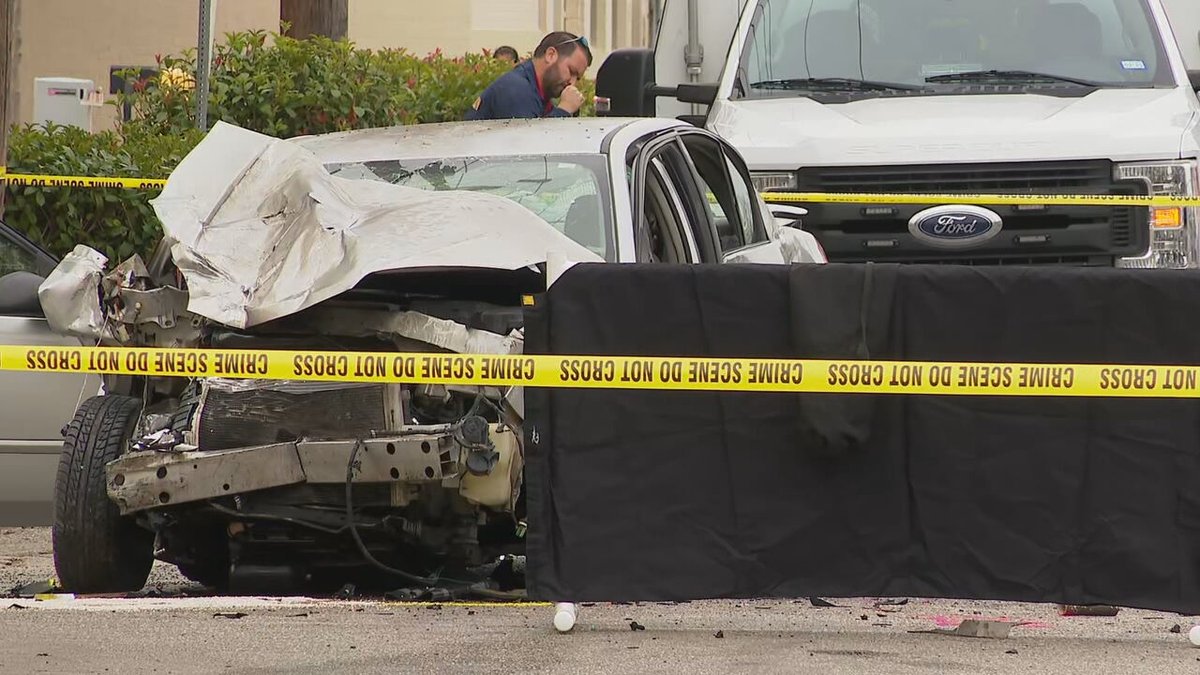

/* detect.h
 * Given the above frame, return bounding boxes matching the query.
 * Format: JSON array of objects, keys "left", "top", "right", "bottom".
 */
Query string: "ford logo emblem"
[{"left": 908, "top": 205, "right": 1004, "bottom": 249}]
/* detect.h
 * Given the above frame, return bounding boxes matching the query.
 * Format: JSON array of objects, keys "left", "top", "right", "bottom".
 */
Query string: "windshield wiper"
[
  {"left": 750, "top": 77, "right": 924, "bottom": 92},
  {"left": 925, "top": 70, "right": 1104, "bottom": 87}
]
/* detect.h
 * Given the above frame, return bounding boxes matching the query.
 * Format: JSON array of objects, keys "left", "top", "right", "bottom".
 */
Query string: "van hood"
[{"left": 709, "top": 88, "right": 1200, "bottom": 168}]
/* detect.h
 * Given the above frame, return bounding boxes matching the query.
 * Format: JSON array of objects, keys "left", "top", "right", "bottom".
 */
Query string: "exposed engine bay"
[{"left": 63, "top": 247, "right": 538, "bottom": 597}]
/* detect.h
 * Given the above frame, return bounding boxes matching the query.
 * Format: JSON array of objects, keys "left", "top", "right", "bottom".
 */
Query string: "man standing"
[{"left": 466, "top": 32, "right": 592, "bottom": 121}]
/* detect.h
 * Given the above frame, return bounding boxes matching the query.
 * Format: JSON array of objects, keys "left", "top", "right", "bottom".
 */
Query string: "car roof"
[{"left": 290, "top": 117, "right": 688, "bottom": 165}]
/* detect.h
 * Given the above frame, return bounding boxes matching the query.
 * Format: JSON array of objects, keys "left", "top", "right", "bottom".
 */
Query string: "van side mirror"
[
  {"left": 595, "top": 49, "right": 723, "bottom": 117},
  {"left": 595, "top": 48, "right": 657, "bottom": 117},
  {"left": 676, "top": 83, "right": 719, "bottom": 106}
]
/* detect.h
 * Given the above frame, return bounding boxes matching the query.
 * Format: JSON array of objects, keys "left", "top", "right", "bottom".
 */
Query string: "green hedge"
[{"left": 6, "top": 30, "right": 596, "bottom": 261}]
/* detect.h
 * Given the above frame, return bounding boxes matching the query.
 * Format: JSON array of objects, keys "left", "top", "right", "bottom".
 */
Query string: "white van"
[
  {"left": 600, "top": 0, "right": 1200, "bottom": 268},
  {"left": 1165, "top": 0, "right": 1200, "bottom": 68}
]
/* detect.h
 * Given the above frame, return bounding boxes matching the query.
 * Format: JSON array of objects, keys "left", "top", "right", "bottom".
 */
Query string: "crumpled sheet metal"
[
  {"left": 149, "top": 121, "right": 602, "bottom": 329},
  {"left": 296, "top": 306, "right": 522, "bottom": 355},
  {"left": 386, "top": 311, "right": 521, "bottom": 355},
  {"left": 202, "top": 379, "right": 385, "bottom": 394},
  {"left": 38, "top": 245, "right": 111, "bottom": 340},
  {"left": 775, "top": 227, "right": 827, "bottom": 264}
]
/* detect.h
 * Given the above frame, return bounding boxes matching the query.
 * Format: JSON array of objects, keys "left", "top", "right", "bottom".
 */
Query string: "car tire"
[
  {"left": 169, "top": 380, "right": 200, "bottom": 436},
  {"left": 52, "top": 395, "right": 155, "bottom": 593}
]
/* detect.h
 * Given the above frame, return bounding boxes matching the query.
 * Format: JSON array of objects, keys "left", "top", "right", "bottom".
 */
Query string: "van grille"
[{"left": 776, "top": 160, "right": 1151, "bottom": 265}]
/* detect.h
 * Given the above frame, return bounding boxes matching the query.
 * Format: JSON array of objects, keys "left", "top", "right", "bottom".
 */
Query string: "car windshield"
[
  {"left": 738, "top": 0, "right": 1173, "bottom": 97},
  {"left": 326, "top": 154, "right": 615, "bottom": 261}
]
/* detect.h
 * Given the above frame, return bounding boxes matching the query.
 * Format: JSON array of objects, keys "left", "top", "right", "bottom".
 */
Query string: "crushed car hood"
[{"left": 143, "top": 121, "right": 601, "bottom": 329}]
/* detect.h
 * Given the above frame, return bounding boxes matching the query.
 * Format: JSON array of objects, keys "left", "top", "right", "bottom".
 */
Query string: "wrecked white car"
[{"left": 42, "top": 118, "right": 824, "bottom": 596}]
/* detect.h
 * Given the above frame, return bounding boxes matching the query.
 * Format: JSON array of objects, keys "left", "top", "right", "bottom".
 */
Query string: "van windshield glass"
[{"left": 739, "top": 0, "right": 1173, "bottom": 97}]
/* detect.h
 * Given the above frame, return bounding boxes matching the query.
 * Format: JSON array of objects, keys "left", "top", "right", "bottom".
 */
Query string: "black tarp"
[{"left": 523, "top": 263, "right": 1200, "bottom": 613}]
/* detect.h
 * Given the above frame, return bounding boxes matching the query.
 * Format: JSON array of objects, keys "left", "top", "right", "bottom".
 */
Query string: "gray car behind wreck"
[{"left": 39, "top": 118, "right": 823, "bottom": 595}]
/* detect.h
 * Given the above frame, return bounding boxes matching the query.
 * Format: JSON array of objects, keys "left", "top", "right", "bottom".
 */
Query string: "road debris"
[
  {"left": 1171, "top": 624, "right": 1182, "bottom": 634},
  {"left": 213, "top": 612, "right": 248, "bottom": 620},
  {"left": 714, "top": 630, "right": 725, "bottom": 639},
  {"left": 629, "top": 620, "right": 646, "bottom": 631},
  {"left": 809, "top": 597, "right": 839, "bottom": 608},
  {"left": 913, "top": 619, "right": 1017, "bottom": 639},
  {"left": 9, "top": 578, "right": 57, "bottom": 598},
  {"left": 1059, "top": 604, "right": 1119, "bottom": 617},
  {"left": 928, "top": 614, "right": 1050, "bottom": 630}
]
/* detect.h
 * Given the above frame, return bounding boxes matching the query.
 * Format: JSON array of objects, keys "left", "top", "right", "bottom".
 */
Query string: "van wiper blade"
[
  {"left": 925, "top": 70, "right": 1104, "bottom": 87},
  {"left": 750, "top": 77, "right": 925, "bottom": 92}
]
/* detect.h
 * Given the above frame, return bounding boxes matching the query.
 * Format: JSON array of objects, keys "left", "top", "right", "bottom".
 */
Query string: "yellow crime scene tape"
[
  {"left": 3, "top": 167, "right": 1200, "bottom": 207},
  {"left": 7, "top": 345, "right": 1200, "bottom": 398},
  {"left": 0, "top": 168, "right": 167, "bottom": 190}
]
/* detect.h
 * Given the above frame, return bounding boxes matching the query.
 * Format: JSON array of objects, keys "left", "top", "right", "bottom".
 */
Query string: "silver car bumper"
[{"left": 105, "top": 424, "right": 522, "bottom": 515}]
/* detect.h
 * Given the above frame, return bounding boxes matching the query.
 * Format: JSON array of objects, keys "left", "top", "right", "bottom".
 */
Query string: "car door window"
[
  {"left": 631, "top": 138, "right": 698, "bottom": 264},
  {"left": 0, "top": 224, "right": 57, "bottom": 317},
  {"left": 0, "top": 234, "right": 45, "bottom": 277},
  {"left": 654, "top": 158, "right": 703, "bottom": 261},
  {"left": 651, "top": 140, "right": 721, "bottom": 263},
  {"left": 679, "top": 133, "right": 769, "bottom": 254},
  {"left": 642, "top": 159, "right": 691, "bottom": 263},
  {"left": 724, "top": 153, "right": 767, "bottom": 247}
]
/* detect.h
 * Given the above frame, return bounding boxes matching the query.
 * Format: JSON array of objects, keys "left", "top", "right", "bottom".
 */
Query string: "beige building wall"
[
  {"left": 348, "top": 0, "right": 651, "bottom": 74},
  {"left": 11, "top": 0, "right": 651, "bottom": 133},
  {"left": 14, "top": 0, "right": 279, "bottom": 131}
]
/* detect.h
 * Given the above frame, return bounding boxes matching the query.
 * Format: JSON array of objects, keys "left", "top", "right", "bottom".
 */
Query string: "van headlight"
[
  {"left": 1116, "top": 160, "right": 1199, "bottom": 269},
  {"left": 751, "top": 172, "right": 798, "bottom": 193}
]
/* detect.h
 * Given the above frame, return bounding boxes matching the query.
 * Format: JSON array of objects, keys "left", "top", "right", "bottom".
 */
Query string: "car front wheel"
[{"left": 52, "top": 395, "right": 154, "bottom": 593}]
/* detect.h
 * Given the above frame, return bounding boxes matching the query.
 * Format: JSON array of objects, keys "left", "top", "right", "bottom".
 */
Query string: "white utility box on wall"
[{"left": 33, "top": 77, "right": 96, "bottom": 131}]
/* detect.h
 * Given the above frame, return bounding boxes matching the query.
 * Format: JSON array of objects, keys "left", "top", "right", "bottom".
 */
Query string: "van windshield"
[{"left": 738, "top": 0, "right": 1174, "bottom": 97}]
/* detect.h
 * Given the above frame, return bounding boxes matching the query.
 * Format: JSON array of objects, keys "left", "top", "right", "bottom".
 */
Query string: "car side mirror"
[
  {"left": 1190, "top": 70, "right": 1200, "bottom": 93},
  {"left": 769, "top": 204, "right": 809, "bottom": 226},
  {"left": 0, "top": 271, "right": 46, "bottom": 317}
]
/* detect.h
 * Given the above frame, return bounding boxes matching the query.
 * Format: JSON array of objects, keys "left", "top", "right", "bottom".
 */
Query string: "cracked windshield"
[
  {"left": 741, "top": 0, "right": 1170, "bottom": 95},
  {"left": 329, "top": 155, "right": 613, "bottom": 261}
]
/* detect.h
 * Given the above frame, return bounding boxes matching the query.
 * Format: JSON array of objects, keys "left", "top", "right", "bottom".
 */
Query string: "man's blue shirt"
[{"left": 465, "top": 60, "right": 572, "bottom": 121}]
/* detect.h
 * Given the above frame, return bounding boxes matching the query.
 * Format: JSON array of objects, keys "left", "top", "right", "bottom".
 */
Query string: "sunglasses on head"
[{"left": 553, "top": 34, "right": 590, "bottom": 51}]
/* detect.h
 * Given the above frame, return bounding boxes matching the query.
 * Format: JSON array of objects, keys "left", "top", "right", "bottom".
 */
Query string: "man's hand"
[{"left": 558, "top": 85, "right": 585, "bottom": 114}]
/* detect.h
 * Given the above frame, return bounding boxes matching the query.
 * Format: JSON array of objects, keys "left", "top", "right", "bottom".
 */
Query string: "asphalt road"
[{"left": 3, "top": 528, "right": 1200, "bottom": 674}]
